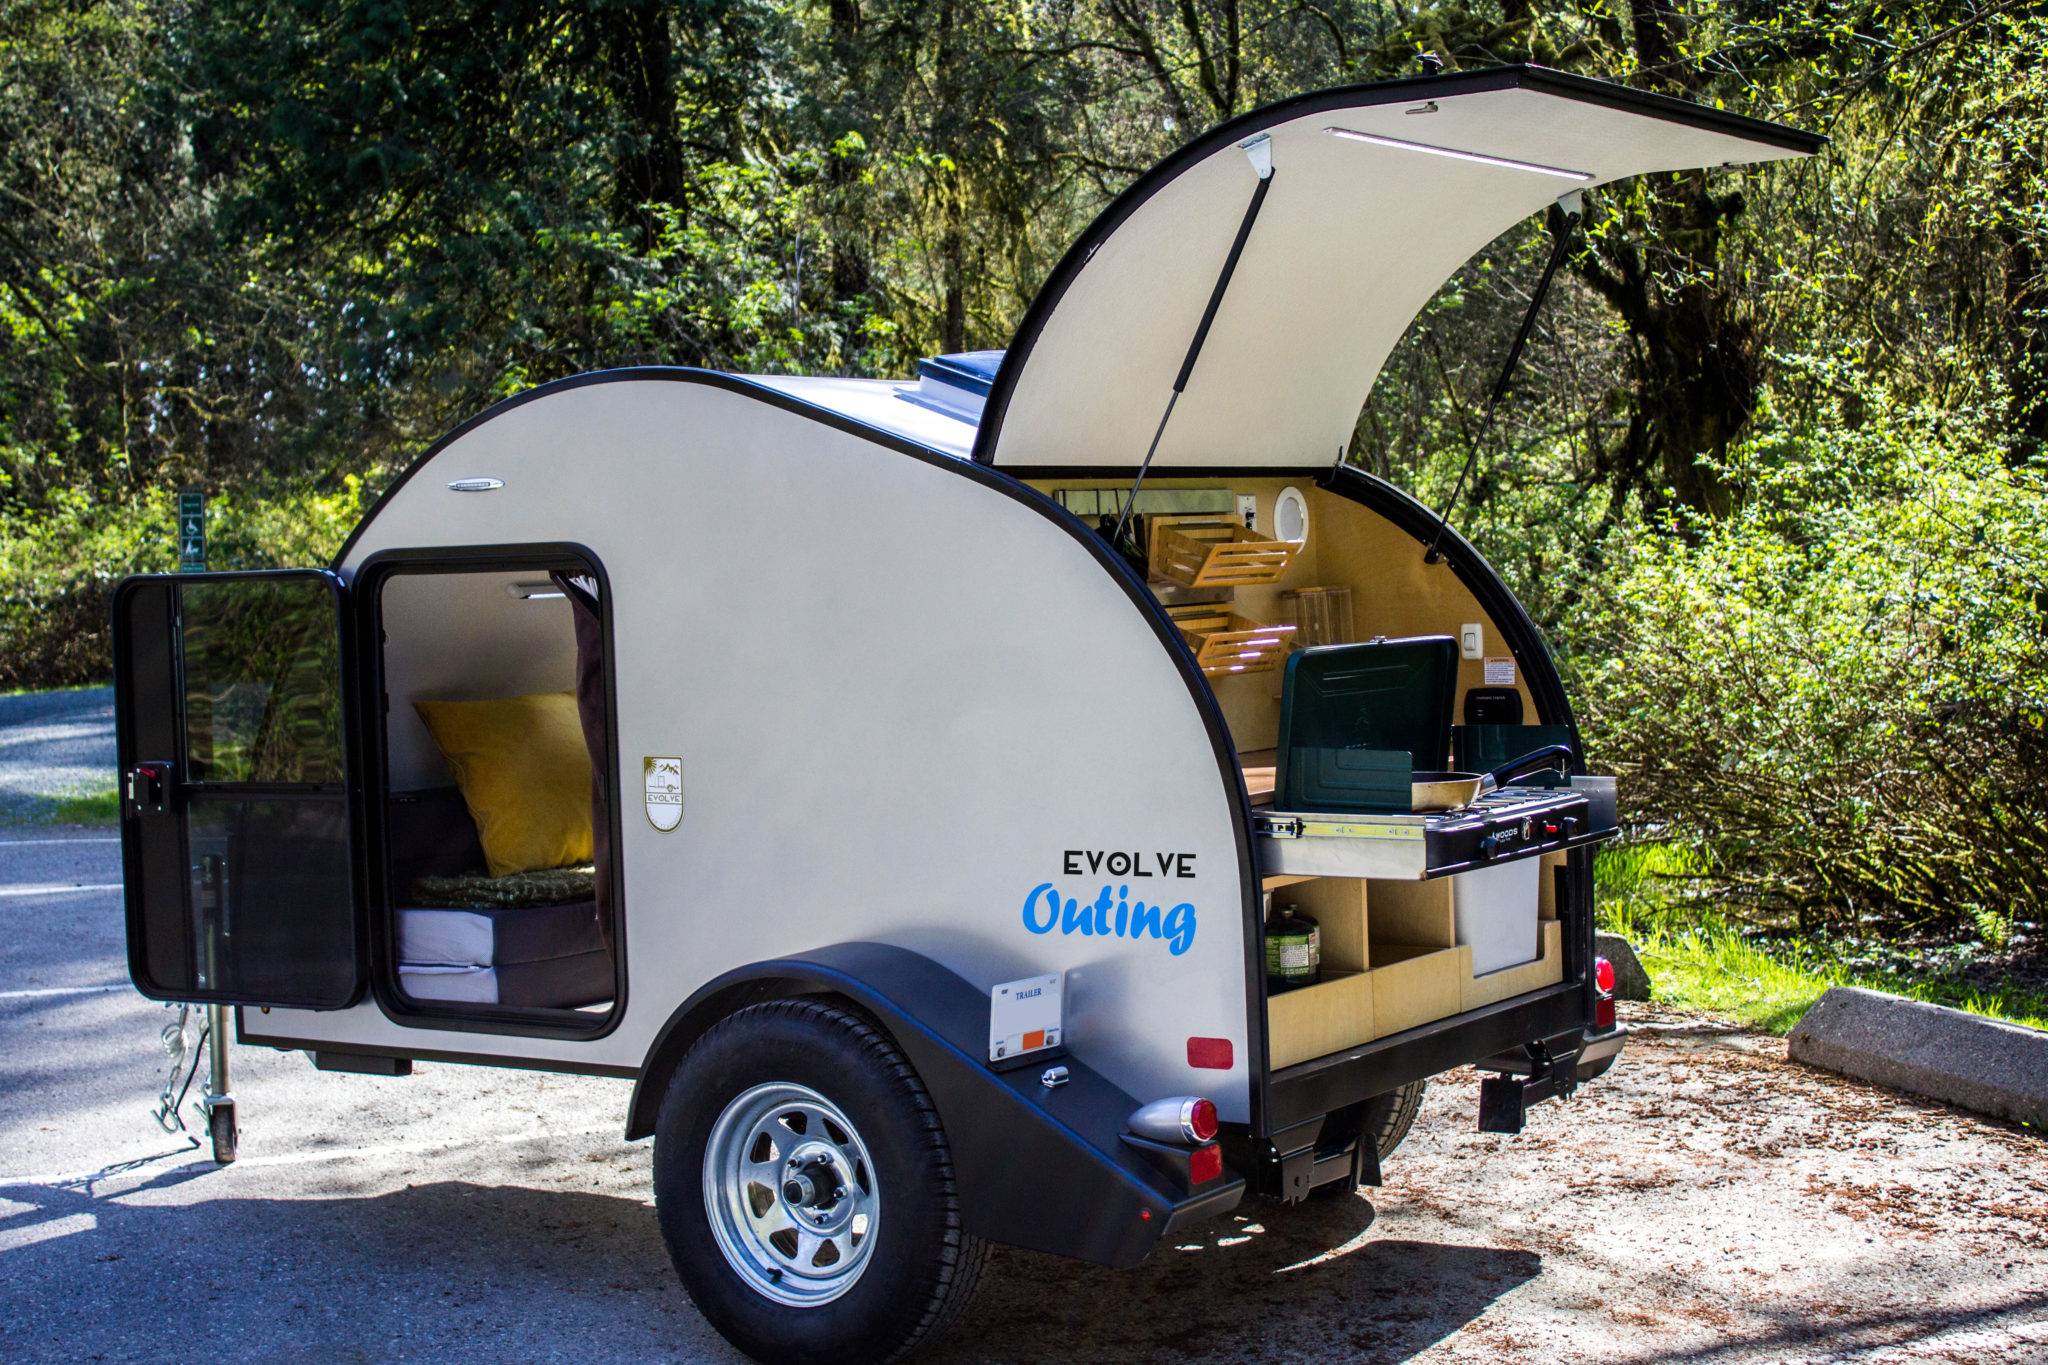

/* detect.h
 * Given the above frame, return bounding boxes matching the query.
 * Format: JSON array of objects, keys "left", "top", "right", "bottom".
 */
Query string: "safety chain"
[{"left": 152, "top": 1002, "right": 210, "bottom": 1135}]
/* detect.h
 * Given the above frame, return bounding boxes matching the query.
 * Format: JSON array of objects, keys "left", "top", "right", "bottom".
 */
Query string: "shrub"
[
  {"left": 1571, "top": 360, "right": 2048, "bottom": 937},
  {"left": 0, "top": 478, "right": 367, "bottom": 689}
]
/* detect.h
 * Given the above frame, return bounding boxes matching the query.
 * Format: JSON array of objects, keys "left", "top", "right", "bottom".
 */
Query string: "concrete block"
[
  {"left": 1788, "top": 986, "right": 2048, "bottom": 1129},
  {"left": 1594, "top": 932, "right": 1652, "bottom": 1001}
]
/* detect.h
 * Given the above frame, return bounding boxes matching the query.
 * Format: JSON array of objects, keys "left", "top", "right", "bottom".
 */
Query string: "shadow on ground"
[
  {"left": 939, "top": 1194, "right": 1540, "bottom": 1362},
  {"left": 0, "top": 1165, "right": 1535, "bottom": 1362}
]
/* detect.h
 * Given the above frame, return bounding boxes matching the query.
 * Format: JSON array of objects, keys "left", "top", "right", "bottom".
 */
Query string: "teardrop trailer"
[{"left": 109, "top": 66, "right": 1818, "bottom": 1363}]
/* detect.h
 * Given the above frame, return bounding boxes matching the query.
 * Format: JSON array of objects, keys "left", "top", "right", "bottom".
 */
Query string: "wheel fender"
[{"left": 626, "top": 941, "right": 1242, "bottom": 1267}]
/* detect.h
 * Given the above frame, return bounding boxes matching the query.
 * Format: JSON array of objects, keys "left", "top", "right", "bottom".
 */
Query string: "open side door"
[{"left": 113, "top": 570, "right": 365, "bottom": 1008}]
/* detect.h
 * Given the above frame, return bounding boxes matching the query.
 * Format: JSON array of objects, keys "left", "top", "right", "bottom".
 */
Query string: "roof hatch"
[{"left": 973, "top": 65, "right": 1821, "bottom": 470}]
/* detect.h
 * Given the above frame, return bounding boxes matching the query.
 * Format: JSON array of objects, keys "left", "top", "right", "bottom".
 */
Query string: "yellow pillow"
[{"left": 415, "top": 692, "right": 593, "bottom": 878}]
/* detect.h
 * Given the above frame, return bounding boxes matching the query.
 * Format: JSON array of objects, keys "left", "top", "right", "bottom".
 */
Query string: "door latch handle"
[{"left": 125, "top": 761, "right": 173, "bottom": 815}]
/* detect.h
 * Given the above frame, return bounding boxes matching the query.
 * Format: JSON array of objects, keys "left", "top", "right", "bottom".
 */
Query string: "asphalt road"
[
  {"left": 0, "top": 686, "right": 115, "bottom": 823},
  {"left": 5, "top": 701, "right": 2048, "bottom": 1360}
]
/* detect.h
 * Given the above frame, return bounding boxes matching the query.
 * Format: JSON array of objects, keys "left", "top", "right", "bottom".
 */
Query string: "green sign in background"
[{"left": 178, "top": 489, "right": 205, "bottom": 571}]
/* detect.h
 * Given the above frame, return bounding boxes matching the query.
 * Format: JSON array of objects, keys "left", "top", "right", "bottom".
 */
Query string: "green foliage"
[
  {"left": 46, "top": 787, "right": 119, "bottom": 824},
  {"left": 1598, "top": 847, "right": 2048, "bottom": 1035},
  {"left": 2, "top": 0, "right": 2046, "bottom": 980},
  {"left": 1574, "top": 361, "right": 2048, "bottom": 933},
  {"left": 0, "top": 479, "right": 365, "bottom": 688}
]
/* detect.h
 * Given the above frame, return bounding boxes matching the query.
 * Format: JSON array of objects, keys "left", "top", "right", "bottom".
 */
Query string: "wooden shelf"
[
  {"left": 1150, "top": 518, "right": 1300, "bottom": 588},
  {"left": 1167, "top": 606, "right": 1295, "bottom": 677}
]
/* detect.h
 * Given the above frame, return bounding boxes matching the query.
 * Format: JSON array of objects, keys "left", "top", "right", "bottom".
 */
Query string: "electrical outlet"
[
  {"left": 1460, "top": 623, "right": 1484, "bottom": 659},
  {"left": 1236, "top": 494, "right": 1258, "bottom": 529}
]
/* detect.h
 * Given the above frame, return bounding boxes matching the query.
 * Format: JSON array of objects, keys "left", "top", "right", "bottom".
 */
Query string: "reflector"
[{"left": 1189, "top": 1143, "right": 1224, "bottom": 1185}]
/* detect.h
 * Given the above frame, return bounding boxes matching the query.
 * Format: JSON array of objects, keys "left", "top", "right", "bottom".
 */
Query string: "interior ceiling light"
[{"left": 1323, "top": 126, "right": 1594, "bottom": 182}]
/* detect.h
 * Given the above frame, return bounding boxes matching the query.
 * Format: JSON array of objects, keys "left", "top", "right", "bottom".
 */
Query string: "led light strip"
[{"left": 1324, "top": 126, "right": 1594, "bottom": 182}]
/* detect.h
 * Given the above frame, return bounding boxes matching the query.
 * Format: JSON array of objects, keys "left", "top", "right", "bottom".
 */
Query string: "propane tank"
[{"left": 1265, "top": 904, "right": 1320, "bottom": 993}]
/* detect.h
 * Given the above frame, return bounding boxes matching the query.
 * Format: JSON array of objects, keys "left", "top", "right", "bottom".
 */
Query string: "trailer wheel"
[
  {"left": 1364, "top": 1079, "right": 1427, "bottom": 1162},
  {"left": 653, "top": 998, "right": 987, "bottom": 1364},
  {"left": 1305, "top": 1079, "right": 1428, "bottom": 1201}
]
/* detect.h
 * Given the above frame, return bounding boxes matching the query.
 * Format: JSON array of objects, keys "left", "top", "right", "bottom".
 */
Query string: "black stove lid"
[{"left": 1276, "top": 636, "right": 1459, "bottom": 811}]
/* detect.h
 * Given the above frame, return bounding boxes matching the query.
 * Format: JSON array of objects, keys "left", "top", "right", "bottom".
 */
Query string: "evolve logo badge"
[
  {"left": 1020, "top": 848, "right": 1200, "bottom": 956},
  {"left": 644, "top": 756, "right": 683, "bottom": 831}
]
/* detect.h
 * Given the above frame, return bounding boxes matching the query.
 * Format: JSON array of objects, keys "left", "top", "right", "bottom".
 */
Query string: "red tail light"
[
  {"left": 1593, "top": 955, "right": 1617, "bottom": 1029},
  {"left": 1129, "top": 1096, "right": 1221, "bottom": 1145},
  {"left": 1188, "top": 1142, "right": 1223, "bottom": 1185}
]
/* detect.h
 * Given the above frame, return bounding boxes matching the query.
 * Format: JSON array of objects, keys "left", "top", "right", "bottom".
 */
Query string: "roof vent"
[{"left": 905, "top": 351, "right": 1004, "bottom": 422}]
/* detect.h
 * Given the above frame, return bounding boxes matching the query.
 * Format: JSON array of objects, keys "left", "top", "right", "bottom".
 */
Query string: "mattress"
[
  {"left": 399, "top": 948, "right": 613, "bottom": 1008},
  {"left": 396, "top": 894, "right": 610, "bottom": 1010},
  {"left": 397, "top": 898, "right": 605, "bottom": 968}
]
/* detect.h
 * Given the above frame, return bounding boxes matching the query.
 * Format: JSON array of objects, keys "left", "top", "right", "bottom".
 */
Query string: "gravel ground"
[
  {"left": 4, "top": 692, "right": 2047, "bottom": 1361},
  {"left": 0, "top": 685, "right": 115, "bottom": 823}
]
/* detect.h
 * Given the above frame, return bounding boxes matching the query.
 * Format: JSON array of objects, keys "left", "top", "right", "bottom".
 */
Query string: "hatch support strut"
[
  {"left": 1421, "top": 191, "right": 1584, "bottom": 565},
  {"left": 1111, "top": 135, "right": 1277, "bottom": 557}
]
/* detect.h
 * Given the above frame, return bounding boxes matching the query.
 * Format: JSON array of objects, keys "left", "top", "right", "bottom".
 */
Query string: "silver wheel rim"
[{"left": 703, "top": 1081, "right": 880, "bottom": 1306}]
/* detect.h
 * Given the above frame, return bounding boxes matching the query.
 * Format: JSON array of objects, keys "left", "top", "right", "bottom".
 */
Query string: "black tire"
[
  {"left": 653, "top": 998, "right": 987, "bottom": 1364},
  {"left": 1305, "top": 1079, "right": 1426, "bottom": 1201},
  {"left": 1362, "top": 1079, "right": 1427, "bottom": 1162}
]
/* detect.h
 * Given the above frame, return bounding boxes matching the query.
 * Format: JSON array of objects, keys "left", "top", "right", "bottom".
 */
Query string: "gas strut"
[
  {"left": 1421, "top": 191, "right": 1584, "bottom": 565},
  {"left": 1111, "top": 133, "right": 1277, "bottom": 557}
]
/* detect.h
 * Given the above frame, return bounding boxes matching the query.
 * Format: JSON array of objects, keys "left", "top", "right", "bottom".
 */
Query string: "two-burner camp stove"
[{"left": 1255, "top": 785, "right": 1613, "bottom": 881}]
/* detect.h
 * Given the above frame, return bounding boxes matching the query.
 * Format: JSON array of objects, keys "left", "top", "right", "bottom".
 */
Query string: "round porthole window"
[{"left": 1274, "top": 485, "right": 1309, "bottom": 544}]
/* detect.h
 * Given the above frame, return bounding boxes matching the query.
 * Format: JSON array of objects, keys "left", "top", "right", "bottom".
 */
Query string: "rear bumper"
[
  {"left": 1575, "top": 1022, "right": 1628, "bottom": 1081},
  {"left": 1265, "top": 981, "right": 1588, "bottom": 1130}
]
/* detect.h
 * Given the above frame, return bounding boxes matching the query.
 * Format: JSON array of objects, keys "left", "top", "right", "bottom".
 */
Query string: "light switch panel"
[
  {"left": 1460, "top": 623, "right": 1484, "bottom": 659},
  {"left": 1236, "top": 494, "right": 1258, "bottom": 529}
]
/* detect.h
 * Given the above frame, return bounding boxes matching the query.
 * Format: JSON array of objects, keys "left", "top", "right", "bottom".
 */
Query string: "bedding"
[
  {"left": 414, "top": 692, "right": 593, "bottom": 877},
  {"left": 385, "top": 784, "right": 612, "bottom": 1010},
  {"left": 398, "top": 948, "right": 612, "bottom": 1008},
  {"left": 410, "top": 864, "right": 596, "bottom": 909},
  {"left": 396, "top": 898, "right": 606, "bottom": 969}
]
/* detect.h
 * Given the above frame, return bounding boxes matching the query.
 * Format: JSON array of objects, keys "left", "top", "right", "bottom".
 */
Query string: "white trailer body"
[{"left": 109, "top": 65, "right": 1819, "bottom": 1363}]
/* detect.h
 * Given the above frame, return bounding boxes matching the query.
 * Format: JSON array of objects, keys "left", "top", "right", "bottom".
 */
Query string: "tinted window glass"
[{"left": 181, "top": 577, "right": 344, "bottom": 784}]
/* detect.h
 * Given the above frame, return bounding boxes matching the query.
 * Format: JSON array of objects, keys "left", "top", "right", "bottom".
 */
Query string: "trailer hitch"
[{"left": 1475, "top": 1033, "right": 1582, "bottom": 1134}]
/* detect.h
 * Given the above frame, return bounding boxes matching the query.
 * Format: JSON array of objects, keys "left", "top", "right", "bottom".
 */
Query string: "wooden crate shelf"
[
  {"left": 1151, "top": 519, "right": 1300, "bottom": 588},
  {"left": 1166, "top": 606, "right": 1296, "bottom": 677}
]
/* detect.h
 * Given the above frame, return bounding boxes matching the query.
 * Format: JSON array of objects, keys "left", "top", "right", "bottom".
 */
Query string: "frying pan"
[{"left": 1409, "top": 744, "right": 1575, "bottom": 812}]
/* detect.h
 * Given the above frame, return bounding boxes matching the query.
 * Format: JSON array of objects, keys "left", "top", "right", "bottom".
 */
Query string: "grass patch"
[
  {"left": 44, "top": 787, "right": 119, "bottom": 824},
  {"left": 1597, "top": 844, "right": 2048, "bottom": 1035}
]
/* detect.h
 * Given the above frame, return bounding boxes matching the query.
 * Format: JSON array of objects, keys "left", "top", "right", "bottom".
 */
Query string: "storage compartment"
[
  {"left": 1263, "top": 866, "right": 1568, "bottom": 1069},
  {"left": 1449, "top": 859, "right": 1542, "bottom": 975},
  {"left": 1268, "top": 970, "right": 1374, "bottom": 1069},
  {"left": 1265, "top": 874, "right": 1537, "bottom": 1067},
  {"left": 1166, "top": 605, "right": 1295, "bottom": 677},
  {"left": 1150, "top": 518, "right": 1300, "bottom": 588},
  {"left": 1369, "top": 943, "right": 1466, "bottom": 1037},
  {"left": 1462, "top": 919, "right": 1563, "bottom": 1011}
]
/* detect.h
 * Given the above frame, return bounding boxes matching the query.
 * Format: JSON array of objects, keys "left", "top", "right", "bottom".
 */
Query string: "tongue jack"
[
  {"left": 1111, "top": 134, "right": 1277, "bottom": 558},
  {"left": 1422, "top": 191, "right": 1584, "bottom": 565}
]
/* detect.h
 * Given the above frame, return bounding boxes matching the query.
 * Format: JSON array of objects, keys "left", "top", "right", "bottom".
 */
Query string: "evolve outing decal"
[
  {"left": 644, "top": 756, "right": 683, "bottom": 831},
  {"left": 1021, "top": 849, "right": 1199, "bottom": 956}
]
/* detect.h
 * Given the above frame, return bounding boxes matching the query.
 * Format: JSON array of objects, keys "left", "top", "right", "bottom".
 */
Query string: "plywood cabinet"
[{"left": 1264, "top": 872, "right": 1567, "bottom": 1071}]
